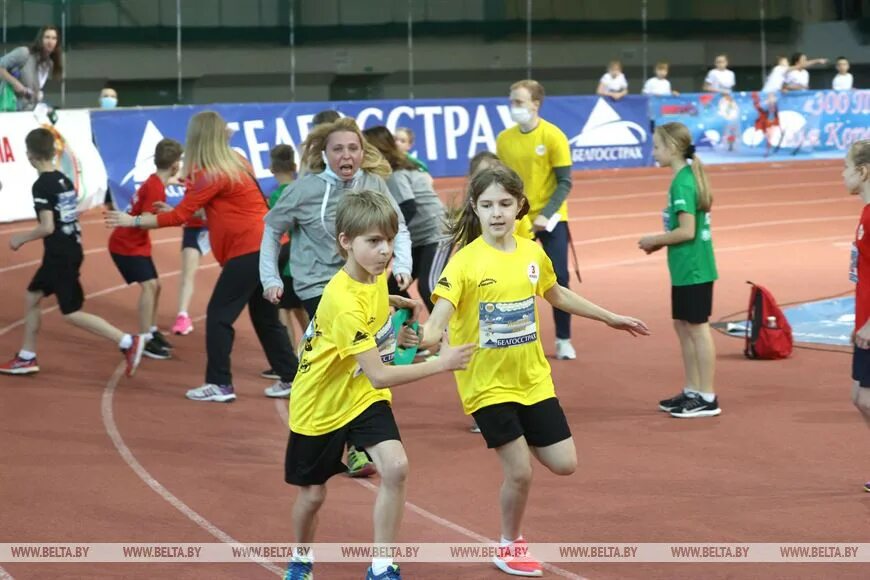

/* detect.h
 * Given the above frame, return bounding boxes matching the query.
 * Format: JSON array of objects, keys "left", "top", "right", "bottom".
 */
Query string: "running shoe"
[
  {"left": 185, "top": 383, "right": 236, "bottom": 403},
  {"left": 347, "top": 446, "right": 377, "bottom": 478},
  {"left": 123, "top": 335, "right": 146, "bottom": 377},
  {"left": 659, "top": 391, "right": 691, "bottom": 412},
  {"left": 261, "top": 368, "right": 280, "bottom": 380},
  {"left": 670, "top": 395, "right": 722, "bottom": 418},
  {"left": 264, "top": 380, "right": 292, "bottom": 398},
  {"left": 284, "top": 560, "right": 313, "bottom": 580},
  {"left": 143, "top": 339, "right": 171, "bottom": 360},
  {"left": 172, "top": 313, "right": 193, "bottom": 336},
  {"left": 0, "top": 355, "right": 39, "bottom": 375},
  {"left": 493, "top": 537, "right": 542, "bottom": 577},
  {"left": 366, "top": 564, "right": 401, "bottom": 579}
]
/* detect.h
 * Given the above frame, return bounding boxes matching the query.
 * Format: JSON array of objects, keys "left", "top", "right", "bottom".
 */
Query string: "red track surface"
[{"left": 1, "top": 159, "right": 867, "bottom": 579}]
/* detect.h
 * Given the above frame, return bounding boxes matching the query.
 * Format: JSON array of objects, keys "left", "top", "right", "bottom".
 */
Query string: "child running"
[
  {"left": 1, "top": 128, "right": 145, "bottom": 377},
  {"left": 843, "top": 139, "right": 870, "bottom": 493},
  {"left": 418, "top": 165, "right": 649, "bottom": 577},
  {"left": 108, "top": 138, "right": 183, "bottom": 360},
  {"left": 638, "top": 122, "right": 720, "bottom": 418},
  {"left": 282, "top": 190, "right": 474, "bottom": 580},
  {"left": 261, "top": 144, "right": 309, "bottom": 382}
]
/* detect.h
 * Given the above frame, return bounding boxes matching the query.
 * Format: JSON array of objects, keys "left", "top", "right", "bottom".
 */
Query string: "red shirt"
[
  {"left": 156, "top": 168, "right": 267, "bottom": 266},
  {"left": 108, "top": 174, "right": 166, "bottom": 257},
  {"left": 854, "top": 203, "right": 870, "bottom": 331}
]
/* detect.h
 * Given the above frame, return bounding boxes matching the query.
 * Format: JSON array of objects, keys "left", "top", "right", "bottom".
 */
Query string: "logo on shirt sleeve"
[
  {"left": 353, "top": 330, "right": 370, "bottom": 344},
  {"left": 437, "top": 277, "right": 451, "bottom": 290}
]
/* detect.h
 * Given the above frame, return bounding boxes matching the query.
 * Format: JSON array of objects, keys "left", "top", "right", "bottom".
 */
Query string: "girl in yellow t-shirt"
[{"left": 420, "top": 165, "right": 650, "bottom": 577}]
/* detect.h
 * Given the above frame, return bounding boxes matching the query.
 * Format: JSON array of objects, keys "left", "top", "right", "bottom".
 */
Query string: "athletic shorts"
[
  {"left": 471, "top": 397, "right": 572, "bottom": 449},
  {"left": 852, "top": 346, "right": 870, "bottom": 388},
  {"left": 110, "top": 253, "right": 158, "bottom": 284},
  {"left": 27, "top": 252, "right": 85, "bottom": 315},
  {"left": 182, "top": 227, "right": 210, "bottom": 254},
  {"left": 671, "top": 282, "right": 714, "bottom": 324},
  {"left": 284, "top": 401, "right": 400, "bottom": 486}
]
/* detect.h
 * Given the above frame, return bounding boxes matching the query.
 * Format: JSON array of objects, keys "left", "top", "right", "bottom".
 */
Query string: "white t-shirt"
[
  {"left": 784, "top": 68, "right": 809, "bottom": 90},
  {"left": 599, "top": 73, "right": 628, "bottom": 93},
  {"left": 833, "top": 73, "right": 854, "bottom": 91},
  {"left": 762, "top": 65, "right": 788, "bottom": 92},
  {"left": 704, "top": 68, "right": 735, "bottom": 92},
  {"left": 642, "top": 77, "right": 672, "bottom": 96}
]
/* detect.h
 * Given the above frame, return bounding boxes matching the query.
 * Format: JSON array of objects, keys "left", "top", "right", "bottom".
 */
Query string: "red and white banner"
[{"left": 0, "top": 108, "right": 107, "bottom": 223}]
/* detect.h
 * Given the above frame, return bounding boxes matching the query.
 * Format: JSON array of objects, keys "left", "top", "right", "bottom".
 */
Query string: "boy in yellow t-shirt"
[
  {"left": 420, "top": 166, "right": 649, "bottom": 578},
  {"left": 282, "top": 190, "right": 473, "bottom": 580}
]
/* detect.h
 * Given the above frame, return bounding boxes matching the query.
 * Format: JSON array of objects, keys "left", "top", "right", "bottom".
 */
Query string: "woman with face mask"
[
  {"left": 260, "top": 117, "right": 413, "bottom": 478},
  {"left": 0, "top": 25, "right": 63, "bottom": 111},
  {"left": 496, "top": 79, "right": 576, "bottom": 362}
]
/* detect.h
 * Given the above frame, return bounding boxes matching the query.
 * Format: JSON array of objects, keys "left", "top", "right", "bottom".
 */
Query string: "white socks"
[
  {"left": 685, "top": 387, "right": 715, "bottom": 403},
  {"left": 119, "top": 334, "right": 133, "bottom": 350},
  {"left": 371, "top": 558, "right": 393, "bottom": 575},
  {"left": 18, "top": 350, "right": 36, "bottom": 360}
]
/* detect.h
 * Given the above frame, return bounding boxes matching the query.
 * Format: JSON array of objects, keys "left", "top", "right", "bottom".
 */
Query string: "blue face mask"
[
  {"left": 100, "top": 96, "right": 118, "bottom": 109},
  {"left": 320, "top": 150, "right": 361, "bottom": 182}
]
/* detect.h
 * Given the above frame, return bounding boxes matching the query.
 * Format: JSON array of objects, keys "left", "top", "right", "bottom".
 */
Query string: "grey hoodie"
[
  {"left": 0, "top": 47, "right": 51, "bottom": 111},
  {"left": 385, "top": 168, "right": 448, "bottom": 247},
  {"left": 260, "top": 170, "right": 412, "bottom": 301}
]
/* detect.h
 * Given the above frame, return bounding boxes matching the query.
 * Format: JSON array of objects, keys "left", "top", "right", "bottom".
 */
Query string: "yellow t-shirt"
[
  {"left": 289, "top": 270, "right": 394, "bottom": 436},
  {"left": 432, "top": 235, "right": 558, "bottom": 414},
  {"left": 496, "top": 118, "right": 572, "bottom": 224}
]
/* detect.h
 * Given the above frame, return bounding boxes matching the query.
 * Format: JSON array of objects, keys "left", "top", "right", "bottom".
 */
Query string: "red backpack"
[{"left": 744, "top": 281, "right": 793, "bottom": 360}]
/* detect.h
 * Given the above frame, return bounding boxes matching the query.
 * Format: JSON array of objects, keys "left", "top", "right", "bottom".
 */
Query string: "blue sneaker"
[
  {"left": 284, "top": 560, "right": 313, "bottom": 580},
  {"left": 366, "top": 564, "right": 401, "bottom": 579}
]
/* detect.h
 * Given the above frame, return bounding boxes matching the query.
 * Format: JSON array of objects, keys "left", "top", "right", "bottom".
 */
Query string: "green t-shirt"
[
  {"left": 268, "top": 184, "right": 292, "bottom": 277},
  {"left": 665, "top": 166, "right": 718, "bottom": 286}
]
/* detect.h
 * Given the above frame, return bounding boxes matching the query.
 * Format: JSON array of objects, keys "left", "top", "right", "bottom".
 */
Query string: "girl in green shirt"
[{"left": 639, "top": 122, "right": 720, "bottom": 419}]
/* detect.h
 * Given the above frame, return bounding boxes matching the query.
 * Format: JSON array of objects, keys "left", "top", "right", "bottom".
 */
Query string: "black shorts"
[
  {"left": 285, "top": 401, "right": 400, "bottom": 486},
  {"left": 27, "top": 252, "right": 84, "bottom": 315},
  {"left": 852, "top": 347, "right": 870, "bottom": 388},
  {"left": 471, "top": 397, "right": 572, "bottom": 449},
  {"left": 277, "top": 243, "right": 302, "bottom": 309},
  {"left": 182, "top": 227, "right": 209, "bottom": 253},
  {"left": 672, "top": 282, "right": 714, "bottom": 324},
  {"left": 110, "top": 253, "right": 158, "bottom": 284}
]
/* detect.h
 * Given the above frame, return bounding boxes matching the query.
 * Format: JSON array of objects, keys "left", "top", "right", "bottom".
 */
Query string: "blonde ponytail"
[{"left": 655, "top": 122, "right": 713, "bottom": 212}]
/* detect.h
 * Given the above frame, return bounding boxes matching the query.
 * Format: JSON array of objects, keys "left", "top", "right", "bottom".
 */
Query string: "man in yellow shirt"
[{"left": 496, "top": 79, "right": 576, "bottom": 360}]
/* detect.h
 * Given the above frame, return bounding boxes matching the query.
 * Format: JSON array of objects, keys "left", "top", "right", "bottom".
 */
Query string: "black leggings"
[
  {"left": 205, "top": 251, "right": 298, "bottom": 385},
  {"left": 387, "top": 240, "right": 452, "bottom": 312}
]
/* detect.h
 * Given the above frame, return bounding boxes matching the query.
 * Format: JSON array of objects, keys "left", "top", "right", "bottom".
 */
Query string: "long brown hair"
[
  {"left": 362, "top": 126, "right": 418, "bottom": 171},
  {"left": 181, "top": 111, "right": 249, "bottom": 183},
  {"left": 30, "top": 25, "right": 63, "bottom": 77},
  {"left": 449, "top": 165, "right": 529, "bottom": 248},
  {"left": 654, "top": 122, "right": 713, "bottom": 212},
  {"left": 300, "top": 118, "right": 390, "bottom": 178}
]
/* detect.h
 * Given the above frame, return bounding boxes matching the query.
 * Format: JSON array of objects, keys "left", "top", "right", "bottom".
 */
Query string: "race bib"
[
  {"left": 850, "top": 243, "right": 858, "bottom": 284},
  {"left": 57, "top": 190, "right": 78, "bottom": 224},
  {"left": 353, "top": 318, "right": 395, "bottom": 377},
  {"left": 479, "top": 298, "right": 537, "bottom": 349}
]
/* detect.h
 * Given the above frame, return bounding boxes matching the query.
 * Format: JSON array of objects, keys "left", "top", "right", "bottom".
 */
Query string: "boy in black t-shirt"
[{"left": 1, "top": 128, "right": 145, "bottom": 377}]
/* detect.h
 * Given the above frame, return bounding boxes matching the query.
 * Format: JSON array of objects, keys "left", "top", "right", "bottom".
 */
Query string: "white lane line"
[
  {"left": 102, "top": 359, "right": 283, "bottom": 577},
  {"left": 0, "top": 263, "right": 218, "bottom": 336},
  {"left": 574, "top": 215, "right": 856, "bottom": 247},
  {"left": 568, "top": 195, "right": 851, "bottom": 222},
  {"left": 273, "top": 400, "right": 589, "bottom": 580},
  {"left": 567, "top": 180, "right": 842, "bottom": 205},
  {"left": 0, "top": 237, "right": 182, "bottom": 274}
]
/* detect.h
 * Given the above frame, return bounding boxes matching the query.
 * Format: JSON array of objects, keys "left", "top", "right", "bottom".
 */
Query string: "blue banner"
[
  {"left": 650, "top": 90, "right": 870, "bottom": 164},
  {"left": 91, "top": 96, "right": 651, "bottom": 212}
]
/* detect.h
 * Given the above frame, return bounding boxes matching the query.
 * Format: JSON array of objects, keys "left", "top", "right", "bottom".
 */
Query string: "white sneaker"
[
  {"left": 264, "top": 380, "right": 292, "bottom": 398},
  {"left": 186, "top": 383, "right": 236, "bottom": 403},
  {"left": 555, "top": 339, "right": 576, "bottom": 360}
]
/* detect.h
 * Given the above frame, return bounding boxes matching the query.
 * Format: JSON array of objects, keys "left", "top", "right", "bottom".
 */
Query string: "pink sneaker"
[
  {"left": 172, "top": 313, "right": 193, "bottom": 336},
  {"left": 493, "top": 538, "right": 542, "bottom": 577}
]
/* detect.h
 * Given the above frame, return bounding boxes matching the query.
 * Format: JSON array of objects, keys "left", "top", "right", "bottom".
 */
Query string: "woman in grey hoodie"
[
  {"left": 260, "top": 117, "right": 412, "bottom": 318},
  {"left": 260, "top": 117, "right": 412, "bottom": 479},
  {"left": 0, "top": 25, "right": 62, "bottom": 111}
]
